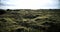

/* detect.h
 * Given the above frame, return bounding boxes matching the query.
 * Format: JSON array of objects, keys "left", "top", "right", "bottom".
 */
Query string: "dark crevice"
[{"left": 0, "top": 9, "right": 6, "bottom": 15}]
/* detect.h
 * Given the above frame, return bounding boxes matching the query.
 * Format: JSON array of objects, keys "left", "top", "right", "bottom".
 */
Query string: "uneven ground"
[{"left": 0, "top": 9, "right": 60, "bottom": 32}]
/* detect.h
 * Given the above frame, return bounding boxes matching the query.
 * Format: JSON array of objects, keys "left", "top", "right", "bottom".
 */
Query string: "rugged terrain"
[{"left": 0, "top": 9, "right": 60, "bottom": 32}]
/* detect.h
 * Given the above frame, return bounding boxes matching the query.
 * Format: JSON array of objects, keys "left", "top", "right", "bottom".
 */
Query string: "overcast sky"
[{"left": 0, "top": 0, "right": 60, "bottom": 9}]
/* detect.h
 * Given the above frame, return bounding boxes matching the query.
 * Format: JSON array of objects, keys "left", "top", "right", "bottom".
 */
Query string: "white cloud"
[{"left": 0, "top": 0, "right": 59, "bottom": 9}]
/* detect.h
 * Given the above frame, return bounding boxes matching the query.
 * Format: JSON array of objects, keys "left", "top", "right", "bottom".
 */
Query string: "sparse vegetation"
[{"left": 0, "top": 9, "right": 60, "bottom": 32}]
